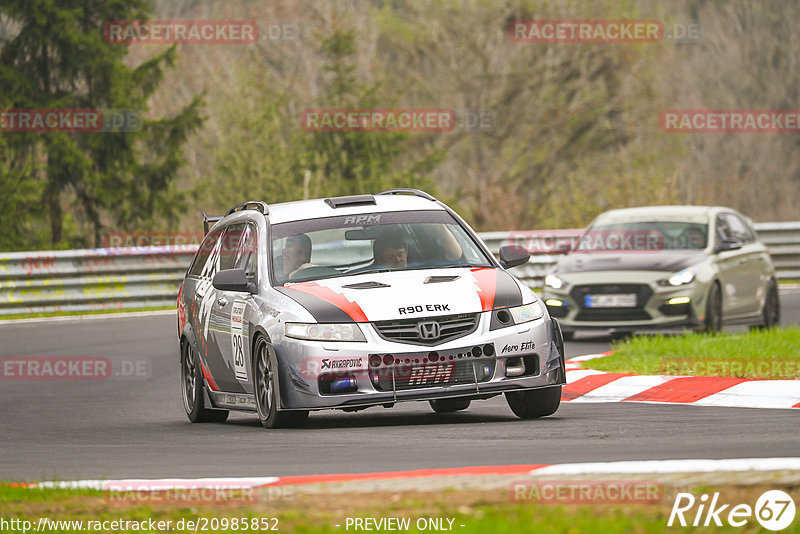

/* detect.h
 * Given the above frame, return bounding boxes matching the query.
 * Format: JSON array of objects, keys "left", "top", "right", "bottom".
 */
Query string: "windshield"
[
  {"left": 575, "top": 221, "right": 709, "bottom": 253},
  {"left": 270, "top": 210, "right": 494, "bottom": 284}
]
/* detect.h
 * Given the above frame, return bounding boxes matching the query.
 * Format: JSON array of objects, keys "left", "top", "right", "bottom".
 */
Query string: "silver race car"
[{"left": 177, "top": 189, "right": 566, "bottom": 428}]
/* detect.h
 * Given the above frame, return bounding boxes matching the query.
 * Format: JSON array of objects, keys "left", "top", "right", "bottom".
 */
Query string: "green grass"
[
  {"left": 591, "top": 327, "right": 800, "bottom": 379},
  {"left": 6, "top": 484, "right": 792, "bottom": 534},
  {"left": 0, "top": 305, "right": 174, "bottom": 321}
]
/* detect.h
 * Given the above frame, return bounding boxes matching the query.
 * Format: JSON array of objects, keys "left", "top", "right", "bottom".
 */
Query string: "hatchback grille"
[
  {"left": 570, "top": 284, "right": 653, "bottom": 323},
  {"left": 372, "top": 313, "right": 479, "bottom": 345}
]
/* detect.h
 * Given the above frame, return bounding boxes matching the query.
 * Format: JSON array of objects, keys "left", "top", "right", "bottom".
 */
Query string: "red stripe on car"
[
  {"left": 201, "top": 361, "right": 220, "bottom": 391},
  {"left": 470, "top": 267, "right": 497, "bottom": 311},
  {"left": 286, "top": 282, "right": 369, "bottom": 322}
]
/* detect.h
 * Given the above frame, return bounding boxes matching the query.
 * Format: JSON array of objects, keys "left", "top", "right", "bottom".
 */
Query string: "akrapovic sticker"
[
  {"left": 321, "top": 358, "right": 363, "bottom": 370},
  {"left": 231, "top": 300, "right": 247, "bottom": 380}
]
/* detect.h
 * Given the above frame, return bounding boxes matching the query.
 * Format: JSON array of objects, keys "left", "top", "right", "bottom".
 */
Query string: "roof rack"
[
  {"left": 324, "top": 194, "right": 377, "bottom": 208},
  {"left": 225, "top": 200, "right": 270, "bottom": 216},
  {"left": 376, "top": 188, "right": 437, "bottom": 201}
]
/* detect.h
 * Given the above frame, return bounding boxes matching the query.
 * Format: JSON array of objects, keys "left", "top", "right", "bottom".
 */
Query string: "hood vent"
[
  {"left": 342, "top": 281, "right": 391, "bottom": 289},
  {"left": 424, "top": 275, "right": 460, "bottom": 284}
]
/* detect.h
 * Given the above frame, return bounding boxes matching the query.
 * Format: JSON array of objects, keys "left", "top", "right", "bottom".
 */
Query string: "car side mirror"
[
  {"left": 498, "top": 245, "right": 530, "bottom": 269},
  {"left": 213, "top": 268, "right": 255, "bottom": 293},
  {"left": 715, "top": 238, "right": 743, "bottom": 253}
]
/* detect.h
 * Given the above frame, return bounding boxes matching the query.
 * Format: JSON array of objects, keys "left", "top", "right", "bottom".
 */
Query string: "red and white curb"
[
  {"left": 16, "top": 458, "right": 800, "bottom": 491},
  {"left": 563, "top": 353, "right": 800, "bottom": 409}
]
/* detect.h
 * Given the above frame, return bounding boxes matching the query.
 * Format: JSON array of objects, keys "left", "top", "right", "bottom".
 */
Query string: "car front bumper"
[{"left": 272, "top": 313, "right": 565, "bottom": 410}]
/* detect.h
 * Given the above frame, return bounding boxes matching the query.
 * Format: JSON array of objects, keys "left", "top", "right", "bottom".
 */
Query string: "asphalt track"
[{"left": 0, "top": 290, "right": 798, "bottom": 482}]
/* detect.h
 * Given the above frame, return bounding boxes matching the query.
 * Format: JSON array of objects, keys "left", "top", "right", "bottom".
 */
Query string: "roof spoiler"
[{"left": 202, "top": 212, "right": 223, "bottom": 235}]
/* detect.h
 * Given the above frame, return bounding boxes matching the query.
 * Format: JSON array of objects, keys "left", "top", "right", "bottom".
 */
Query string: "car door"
[
  {"left": 721, "top": 213, "right": 763, "bottom": 315},
  {"left": 205, "top": 223, "right": 247, "bottom": 393},
  {"left": 713, "top": 214, "right": 746, "bottom": 317},
  {"left": 223, "top": 222, "right": 259, "bottom": 393}
]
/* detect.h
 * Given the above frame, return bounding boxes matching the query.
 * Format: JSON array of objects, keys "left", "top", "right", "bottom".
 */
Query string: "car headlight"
[
  {"left": 508, "top": 301, "right": 545, "bottom": 324},
  {"left": 659, "top": 269, "right": 695, "bottom": 286},
  {"left": 285, "top": 323, "right": 366, "bottom": 342},
  {"left": 545, "top": 274, "right": 565, "bottom": 290}
]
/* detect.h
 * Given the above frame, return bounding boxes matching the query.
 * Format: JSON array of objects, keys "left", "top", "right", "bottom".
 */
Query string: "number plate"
[{"left": 584, "top": 293, "right": 637, "bottom": 308}]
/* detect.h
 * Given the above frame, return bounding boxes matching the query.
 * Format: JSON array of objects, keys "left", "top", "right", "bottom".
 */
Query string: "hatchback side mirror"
[
  {"left": 213, "top": 268, "right": 255, "bottom": 293},
  {"left": 715, "top": 238, "right": 743, "bottom": 253},
  {"left": 498, "top": 245, "right": 530, "bottom": 269}
]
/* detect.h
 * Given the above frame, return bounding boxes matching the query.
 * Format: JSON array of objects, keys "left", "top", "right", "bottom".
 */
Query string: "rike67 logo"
[{"left": 668, "top": 490, "right": 796, "bottom": 531}]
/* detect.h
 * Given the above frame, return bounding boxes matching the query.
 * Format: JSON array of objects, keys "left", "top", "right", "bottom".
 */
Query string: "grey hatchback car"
[{"left": 542, "top": 206, "right": 780, "bottom": 338}]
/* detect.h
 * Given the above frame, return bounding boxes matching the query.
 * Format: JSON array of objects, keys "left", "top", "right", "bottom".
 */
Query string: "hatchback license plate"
[{"left": 585, "top": 294, "right": 637, "bottom": 308}]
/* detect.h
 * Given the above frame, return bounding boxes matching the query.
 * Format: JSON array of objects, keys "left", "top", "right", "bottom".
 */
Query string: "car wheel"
[
  {"left": 181, "top": 340, "right": 228, "bottom": 423},
  {"left": 429, "top": 398, "right": 471, "bottom": 413},
  {"left": 759, "top": 281, "right": 781, "bottom": 329},
  {"left": 704, "top": 282, "right": 723, "bottom": 333},
  {"left": 505, "top": 386, "right": 562, "bottom": 419},
  {"left": 253, "top": 337, "right": 308, "bottom": 429}
]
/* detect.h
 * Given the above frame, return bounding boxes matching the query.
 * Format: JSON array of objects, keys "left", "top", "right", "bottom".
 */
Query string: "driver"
[
  {"left": 373, "top": 232, "right": 408, "bottom": 268},
  {"left": 282, "top": 234, "right": 315, "bottom": 278},
  {"left": 681, "top": 226, "right": 707, "bottom": 249}
]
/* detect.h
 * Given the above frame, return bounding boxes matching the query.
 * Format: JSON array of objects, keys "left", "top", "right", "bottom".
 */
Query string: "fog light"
[
  {"left": 545, "top": 299, "right": 564, "bottom": 307},
  {"left": 505, "top": 357, "right": 525, "bottom": 377},
  {"left": 667, "top": 296, "right": 691, "bottom": 305}
]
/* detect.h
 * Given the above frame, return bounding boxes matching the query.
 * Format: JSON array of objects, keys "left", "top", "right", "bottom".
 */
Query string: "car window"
[
  {"left": 219, "top": 223, "right": 245, "bottom": 271},
  {"left": 715, "top": 215, "right": 733, "bottom": 246},
  {"left": 721, "top": 213, "right": 755, "bottom": 244},
  {"left": 233, "top": 223, "right": 258, "bottom": 283},
  {"left": 270, "top": 210, "right": 493, "bottom": 284},
  {"left": 188, "top": 228, "right": 222, "bottom": 276}
]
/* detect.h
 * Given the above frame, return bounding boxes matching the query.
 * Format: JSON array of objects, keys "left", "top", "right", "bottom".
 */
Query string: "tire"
[
  {"left": 704, "top": 282, "right": 723, "bottom": 333},
  {"left": 253, "top": 337, "right": 308, "bottom": 429},
  {"left": 429, "top": 398, "right": 471, "bottom": 413},
  {"left": 181, "top": 340, "right": 228, "bottom": 423},
  {"left": 505, "top": 386, "right": 562, "bottom": 419},
  {"left": 759, "top": 281, "right": 781, "bottom": 329}
]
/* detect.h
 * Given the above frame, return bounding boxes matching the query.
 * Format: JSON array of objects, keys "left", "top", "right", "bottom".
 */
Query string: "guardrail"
[{"left": 1, "top": 223, "right": 798, "bottom": 316}]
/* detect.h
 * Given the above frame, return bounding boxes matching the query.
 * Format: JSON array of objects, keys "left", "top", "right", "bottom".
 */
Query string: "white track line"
[
  {"left": 693, "top": 381, "right": 800, "bottom": 409},
  {"left": 531, "top": 458, "right": 800, "bottom": 476}
]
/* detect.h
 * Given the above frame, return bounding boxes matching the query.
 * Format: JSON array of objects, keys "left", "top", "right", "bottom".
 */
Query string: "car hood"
[
  {"left": 555, "top": 251, "right": 707, "bottom": 274},
  {"left": 276, "top": 267, "right": 526, "bottom": 323}
]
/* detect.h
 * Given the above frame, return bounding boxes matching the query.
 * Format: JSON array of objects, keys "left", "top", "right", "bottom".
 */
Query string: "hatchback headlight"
[
  {"left": 285, "top": 323, "right": 366, "bottom": 342},
  {"left": 659, "top": 268, "right": 695, "bottom": 286},
  {"left": 508, "top": 301, "right": 545, "bottom": 324}
]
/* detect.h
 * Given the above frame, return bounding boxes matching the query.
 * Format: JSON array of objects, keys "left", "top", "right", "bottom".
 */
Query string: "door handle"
[{"left": 217, "top": 296, "right": 228, "bottom": 308}]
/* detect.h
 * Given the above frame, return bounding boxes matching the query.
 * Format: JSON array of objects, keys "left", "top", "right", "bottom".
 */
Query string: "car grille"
[
  {"left": 570, "top": 284, "right": 653, "bottom": 322},
  {"left": 372, "top": 313, "right": 479, "bottom": 345},
  {"left": 370, "top": 360, "right": 494, "bottom": 391}
]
